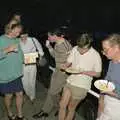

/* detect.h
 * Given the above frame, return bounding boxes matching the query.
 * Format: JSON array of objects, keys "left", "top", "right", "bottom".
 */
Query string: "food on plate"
[
  {"left": 94, "top": 80, "right": 115, "bottom": 92},
  {"left": 65, "top": 67, "right": 82, "bottom": 73}
]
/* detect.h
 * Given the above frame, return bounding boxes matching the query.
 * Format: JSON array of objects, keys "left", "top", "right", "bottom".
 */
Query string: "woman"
[
  {"left": 0, "top": 23, "right": 26, "bottom": 120},
  {"left": 33, "top": 28, "right": 72, "bottom": 119},
  {"left": 59, "top": 33, "right": 102, "bottom": 120},
  {"left": 20, "top": 31, "right": 44, "bottom": 102}
]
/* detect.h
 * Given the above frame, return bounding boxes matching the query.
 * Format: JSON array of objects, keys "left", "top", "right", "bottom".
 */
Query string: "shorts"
[
  {"left": 64, "top": 83, "right": 88, "bottom": 100},
  {"left": 0, "top": 77, "right": 23, "bottom": 94}
]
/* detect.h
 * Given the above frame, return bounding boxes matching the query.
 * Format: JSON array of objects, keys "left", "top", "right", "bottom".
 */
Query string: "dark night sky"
[{"left": 0, "top": 1, "right": 120, "bottom": 34}]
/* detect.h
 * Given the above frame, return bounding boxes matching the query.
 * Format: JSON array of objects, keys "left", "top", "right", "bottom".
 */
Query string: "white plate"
[
  {"left": 65, "top": 67, "right": 82, "bottom": 74},
  {"left": 94, "top": 79, "right": 115, "bottom": 92}
]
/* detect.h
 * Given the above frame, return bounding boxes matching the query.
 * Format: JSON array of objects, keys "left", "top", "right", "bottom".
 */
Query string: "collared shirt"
[{"left": 20, "top": 37, "right": 44, "bottom": 56}]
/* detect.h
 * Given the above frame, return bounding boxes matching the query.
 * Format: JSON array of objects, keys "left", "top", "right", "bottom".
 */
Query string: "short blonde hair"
[
  {"left": 5, "top": 23, "right": 23, "bottom": 35},
  {"left": 4, "top": 19, "right": 20, "bottom": 34},
  {"left": 103, "top": 34, "right": 120, "bottom": 47}
]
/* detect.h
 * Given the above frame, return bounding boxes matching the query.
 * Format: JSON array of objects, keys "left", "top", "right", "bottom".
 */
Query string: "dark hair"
[
  {"left": 77, "top": 33, "right": 93, "bottom": 48},
  {"left": 48, "top": 28, "right": 66, "bottom": 37},
  {"left": 10, "top": 23, "right": 23, "bottom": 30}
]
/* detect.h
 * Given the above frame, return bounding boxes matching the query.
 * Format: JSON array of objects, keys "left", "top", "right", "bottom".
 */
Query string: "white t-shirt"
[{"left": 67, "top": 46, "right": 102, "bottom": 89}]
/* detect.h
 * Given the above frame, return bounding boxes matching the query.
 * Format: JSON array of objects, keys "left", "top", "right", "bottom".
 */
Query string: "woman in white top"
[
  {"left": 59, "top": 33, "right": 102, "bottom": 120},
  {"left": 20, "top": 31, "right": 44, "bottom": 102}
]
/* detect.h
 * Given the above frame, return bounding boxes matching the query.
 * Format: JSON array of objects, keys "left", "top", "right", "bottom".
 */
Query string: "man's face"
[{"left": 102, "top": 40, "right": 118, "bottom": 59}]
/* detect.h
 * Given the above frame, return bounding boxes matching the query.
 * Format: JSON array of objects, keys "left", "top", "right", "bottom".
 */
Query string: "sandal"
[
  {"left": 16, "top": 116, "right": 28, "bottom": 120},
  {"left": 8, "top": 115, "right": 16, "bottom": 120}
]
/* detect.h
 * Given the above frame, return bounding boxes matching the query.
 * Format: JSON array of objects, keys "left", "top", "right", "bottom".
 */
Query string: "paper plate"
[
  {"left": 94, "top": 79, "right": 115, "bottom": 92},
  {"left": 65, "top": 67, "right": 82, "bottom": 74}
]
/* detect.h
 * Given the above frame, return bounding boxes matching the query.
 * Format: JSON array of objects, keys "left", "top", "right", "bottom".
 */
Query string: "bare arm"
[
  {"left": 46, "top": 40, "right": 55, "bottom": 58},
  {"left": 80, "top": 71, "right": 101, "bottom": 77}
]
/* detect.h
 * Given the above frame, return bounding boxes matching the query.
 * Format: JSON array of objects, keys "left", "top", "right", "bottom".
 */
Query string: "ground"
[{"left": 0, "top": 80, "right": 85, "bottom": 120}]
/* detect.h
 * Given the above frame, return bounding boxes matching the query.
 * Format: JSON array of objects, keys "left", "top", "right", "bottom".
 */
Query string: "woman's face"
[
  {"left": 48, "top": 34, "right": 57, "bottom": 42},
  {"left": 77, "top": 46, "right": 90, "bottom": 55},
  {"left": 10, "top": 27, "right": 22, "bottom": 38},
  {"left": 20, "top": 34, "right": 28, "bottom": 41},
  {"left": 102, "top": 40, "right": 119, "bottom": 59}
]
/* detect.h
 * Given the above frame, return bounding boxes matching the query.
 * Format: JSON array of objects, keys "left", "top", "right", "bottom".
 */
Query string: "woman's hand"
[
  {"left": 60, "top": 63, "right": 72, "bottom": 70},
  {"left": 4, "top": 44, "right": 18, "bottom": 53}
]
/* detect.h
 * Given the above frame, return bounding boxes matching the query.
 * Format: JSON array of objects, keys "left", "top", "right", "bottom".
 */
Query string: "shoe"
[
  {"left": 15, "top": 116, "right": 28, "bottom": 120},
  {"left": 8, "top": 115, "right": 16, "bottom": 120},
  {"left": 32, "top": 110, "right": 48, "bottom": 119},
  {"left": 54, "top": 110, "right": 58, "bottom": 116}
]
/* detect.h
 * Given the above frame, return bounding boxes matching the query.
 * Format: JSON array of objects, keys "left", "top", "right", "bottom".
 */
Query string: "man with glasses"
[{"left": 97, "top": 34, "right": 120, "bottom": 120}]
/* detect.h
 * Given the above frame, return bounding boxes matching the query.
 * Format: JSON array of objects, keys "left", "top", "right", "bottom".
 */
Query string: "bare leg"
[
  {"left": 15, "top": 91, "right": 23, "bottom": 117},
  {"left": 97, "top": 95, "right": 104, "bottom": 118},
  {"left": 4, "top": 93, "right": 13, "bottom": 116},
  {"left": 59, "top": 87, "right": 71, "bottom": 120},
  {"left": 65, "top": 98, "right": 80, "bottom": 120}
]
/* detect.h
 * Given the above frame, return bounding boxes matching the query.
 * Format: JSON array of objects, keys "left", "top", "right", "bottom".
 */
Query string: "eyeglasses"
[{"left": 101, "top": 47, "right": 112, "bottom": 55}]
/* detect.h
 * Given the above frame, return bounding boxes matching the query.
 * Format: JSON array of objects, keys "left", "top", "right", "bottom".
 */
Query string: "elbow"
[{"left": 95, "top": 72, "right": 101, "bottom": 78}]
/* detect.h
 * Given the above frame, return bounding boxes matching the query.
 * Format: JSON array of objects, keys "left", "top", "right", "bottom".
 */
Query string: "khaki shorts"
[{"left": 64, "top": 83, "right": 88, "bottom": 100}]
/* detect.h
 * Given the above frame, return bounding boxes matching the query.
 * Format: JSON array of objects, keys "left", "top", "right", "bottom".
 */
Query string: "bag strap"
[{"left": 31, "top": 38, "right": 38, "bottom": 52}]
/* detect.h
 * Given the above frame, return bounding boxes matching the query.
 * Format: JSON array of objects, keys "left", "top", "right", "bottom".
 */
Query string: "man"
[
  {"left": 59, "top": 33, "right": 102, "bottom": 120},
  {"left": 33, "top": 28, "right": 72, "bottom": 119},
  {"left": 20, "top": 31, "right": 44, "bottom": 102},
  {"left": 0, "top": 23, "right": 27, "bottom": 120},
  {"left": 97, "top": 34, "right": 120, "bottom": 120}
]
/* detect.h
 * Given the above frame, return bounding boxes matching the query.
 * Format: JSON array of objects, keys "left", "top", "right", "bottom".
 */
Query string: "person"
[
  {"left": 97, "top": 34, "right": 120, "bottom": 120},
  {"left": 4, "top": 12, "right": 23, "bottom": 36},
  {"left": 0, "top": 23, "right": 27, "bottom": 120},
  {"left": 32, "top": 28, "right": 72, "bottom": 119},
  {"left": 8, "top": 12, "right": 21, "bottom": 25},
  {"left": 59, "top": 33, "right": 102, "bottom": 120},
  {"left": 20, "top": 31, "right": 44, "bottom": 102}
]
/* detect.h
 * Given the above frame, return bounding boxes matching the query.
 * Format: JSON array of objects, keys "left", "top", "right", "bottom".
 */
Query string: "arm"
[
  {"left": 0, "top": 44, "right": 17, "bottom": 59},
  {"left": 80, "top": 71, "right": 101, "bottom": 77},
  {"left": 46, "top": 40, "right": 55, "bottom": 58},
  {"left": 32, "top": 38, "right": 44, "bottom": 57},
  {"left": 60, "top": 62, "right": 72, "bottom": 70}
]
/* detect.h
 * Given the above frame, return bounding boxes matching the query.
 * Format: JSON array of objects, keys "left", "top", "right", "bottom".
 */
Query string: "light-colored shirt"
[
  {"left": 20, "top": 37, "right": 44, "bottom": 56},
  {"left": 48, "top": 40, "right": 72, "bottom": 68},
  {"left": 67, "top": 46, "right": 102, "bottom": 89}
]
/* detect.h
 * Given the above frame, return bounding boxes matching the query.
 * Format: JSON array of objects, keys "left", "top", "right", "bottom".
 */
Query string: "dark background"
[
  {"left": 0, "top": 0, "right": 115, "bottom": 79},
  {"left": 0, "top": 0, "right": 120, "bottom": 35},
  {"left": 0, "top": 1, "right": 116, "bottom": 118}
]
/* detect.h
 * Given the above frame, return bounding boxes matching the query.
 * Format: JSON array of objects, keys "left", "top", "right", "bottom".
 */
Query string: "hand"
[
  {"left": 60, "top": 64, "right": 67, "bottom": 70},
  {"left": 45, "top": 40, "right": 52, "bottom": 48},
  {"left": 101, "top": 90, "right": 117, "bottom": 97},
  {"left": 4, "top": 44, "right": 18, "bottom": 53},
  {"left": 60, "top": 63, "right": 72, "bottom": 70}
]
